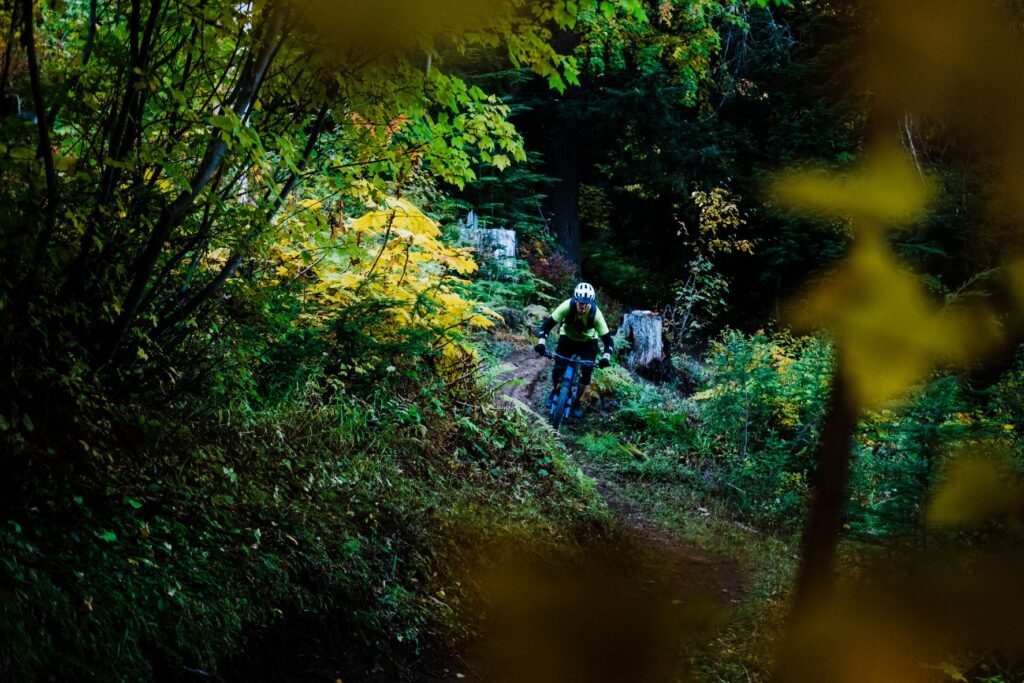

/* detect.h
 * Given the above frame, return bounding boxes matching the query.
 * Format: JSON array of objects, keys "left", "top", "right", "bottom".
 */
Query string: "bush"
[
  {"left": 689, "top": 330, "right": 1024, "bottom": 535},
  {"left": 524, "top": 247, "right": 577, "bottom": 298},
  {"left": 692, "top": 329, "right": 832, "bottom": 526},
  {"left": 0, "top": 366, "right": 605, "bottom": 680},
  {"left": 588, "top": 365, "right": 641, "bottom": 404}
]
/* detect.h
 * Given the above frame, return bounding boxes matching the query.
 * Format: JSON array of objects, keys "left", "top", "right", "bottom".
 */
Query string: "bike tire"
[{"left": 549, "top": 380, "right": 572, "bottom": 430}]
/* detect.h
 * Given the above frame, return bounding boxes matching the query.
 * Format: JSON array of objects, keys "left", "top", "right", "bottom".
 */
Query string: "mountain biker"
[{"left": 534, "top": 282, "right": 613, "bottom": 417}]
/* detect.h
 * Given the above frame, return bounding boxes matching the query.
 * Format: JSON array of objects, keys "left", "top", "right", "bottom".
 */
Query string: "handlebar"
[{"left": 545, "top": 350, "right": 600, "bottom": 367}]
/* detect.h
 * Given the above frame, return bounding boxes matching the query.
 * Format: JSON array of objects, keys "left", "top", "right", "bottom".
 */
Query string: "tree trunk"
[
  {"left": 542, "top": 28, "right": 583, "bottom": 265},
  {"left": 22, "top": 0, "right": 60, "bottom": 305},
  {"left": 93, "top": 6, "right": 284, "bottom": 367},
  {"left": 620, "top": 311, "right": 673, "bottom": 381},
  {"left": 548, "top": 109, "right": 581, "bottom": 265}
]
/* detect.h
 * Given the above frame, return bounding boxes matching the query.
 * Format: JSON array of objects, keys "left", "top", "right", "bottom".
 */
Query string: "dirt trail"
[
  {"left": 492, "top": 346, "right": 551, "bottom": 411},
  {"left": 493, "top": 345, "right": 744, "bottom": 599},
  {"left": 474, "top": 346, "right": 749, "bottom": 682}
]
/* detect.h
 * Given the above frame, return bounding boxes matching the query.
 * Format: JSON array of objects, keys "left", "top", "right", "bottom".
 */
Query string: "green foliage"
[
  {"left": 1, "top": 0, "right": 649, "bottom": 431},
  {"left": 671, "top": 254, "right": 730, "bottom": 342},
  {"left": 462, "top": 262, "right": 553, "bottom": 336},
  {"left": 444, "top": 149, "right": 556, "bottom": 243},
  {"left": 690, "top": 329, "right": 831, "bottom": 524},
  {"left": 582, "top": 239, "right": 664, "bottom": 303},
  {"left": 683, "top": 331, "right": 1024, "bottom": 535},
  {"left": 0, "top": 0, "right": 647, "bottom": 676},
  {"left": 587, "top": 363, "right": 641, "bottom": 401},
  {"left": 667, "top": 187, "right": 755, "bottom": 342},
  {"left": 0, "top": 367, "right": 605, "bottom": 679}
]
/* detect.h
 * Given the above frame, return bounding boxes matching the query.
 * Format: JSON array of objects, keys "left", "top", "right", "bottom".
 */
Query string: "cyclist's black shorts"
[{"left": 553, "top": 336, "right": 600, "bottom": 385}]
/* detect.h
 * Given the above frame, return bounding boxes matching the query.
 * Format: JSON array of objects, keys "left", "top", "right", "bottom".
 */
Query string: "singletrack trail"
[
  {"left": 494, "top": 345, "right": 743, "bottom": 598},
  {"left": 493, "top": 346, "right": 551, "bottom": 410},
  {"left": 471, "top": 345, "right": 749, "bottom": 682}
]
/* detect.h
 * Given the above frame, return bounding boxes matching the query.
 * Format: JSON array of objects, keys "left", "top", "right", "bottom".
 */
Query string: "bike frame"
[{"left": 545, "top": 350, "right": 599, "bottom": 430}]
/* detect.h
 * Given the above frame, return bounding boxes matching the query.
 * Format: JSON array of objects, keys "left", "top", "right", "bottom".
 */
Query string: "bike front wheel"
[{"left": 549, "top": 380, "right": 572, "bottom": 430}]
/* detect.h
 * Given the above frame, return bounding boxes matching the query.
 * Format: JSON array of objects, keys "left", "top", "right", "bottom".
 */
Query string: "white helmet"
[{"left": 573, "top": 282, "right": 596, "bottom": 302}]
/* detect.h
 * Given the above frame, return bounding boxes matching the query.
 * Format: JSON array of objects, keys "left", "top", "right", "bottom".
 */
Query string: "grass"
[
  {"left": 566, "top": 370, "right": 799, "bottom": 682},
  {"left": 0, "top": 378, "right": 612, "bottom": 681}
]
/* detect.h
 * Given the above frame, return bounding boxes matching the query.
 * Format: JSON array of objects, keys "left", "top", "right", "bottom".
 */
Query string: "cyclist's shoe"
[{"left": 572, "top": 405, "right": 584, "bottom": 418}]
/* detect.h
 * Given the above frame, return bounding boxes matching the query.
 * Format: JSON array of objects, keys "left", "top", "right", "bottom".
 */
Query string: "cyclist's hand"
[
  {"left": 534, "top": 338, "right": 547, "bottom": 356},
  {"left": 599, "top": 353, "right": 611, "bottom": 368}
]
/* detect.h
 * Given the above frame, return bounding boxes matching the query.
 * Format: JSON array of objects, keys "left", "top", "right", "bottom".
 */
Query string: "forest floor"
[
  {"left": 493, "top": 347, "right": 746, "bottom": 599},
  {"left": 460, "top": 346, "right": 756, "bottom": 682}
]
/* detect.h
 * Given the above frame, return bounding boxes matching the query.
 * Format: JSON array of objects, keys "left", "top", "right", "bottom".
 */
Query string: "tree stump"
[
  {"left": 620, "top": 310, "right": 673, "bottom": 381},
  {"left": 458, "top": 210, "right": 518, "bottom": 279}
]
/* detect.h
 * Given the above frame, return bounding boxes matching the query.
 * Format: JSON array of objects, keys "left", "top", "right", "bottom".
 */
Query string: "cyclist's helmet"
[{"left": 573, "top": 282, "right": 596, "bottom": 304}]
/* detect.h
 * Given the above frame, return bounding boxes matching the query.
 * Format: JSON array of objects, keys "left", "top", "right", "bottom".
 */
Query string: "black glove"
[
  {"left": 598, "top": 353, "right": 611, "bottom": 368},
  {"left": 534, "top": 338, "right": 547, "bottom": 356}
]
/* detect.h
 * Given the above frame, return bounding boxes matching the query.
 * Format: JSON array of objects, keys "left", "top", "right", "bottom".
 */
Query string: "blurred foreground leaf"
[
  {"left": 772, "top": 145, "right": 934, "bottom": 231},
  {"left": 788, "top": 237, "right": 1002, "bottom": 408},
  {"left": 927, "top": 445, "right": 1024, "bottom": 528}
]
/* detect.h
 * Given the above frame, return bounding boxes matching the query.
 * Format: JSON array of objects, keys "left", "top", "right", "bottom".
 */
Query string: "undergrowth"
[
  {"left": 567, "top": 329, "right": 1024, "bottom": 681},
  {"left": 1, "top": 370, "right": 607, "bottom": 681}
]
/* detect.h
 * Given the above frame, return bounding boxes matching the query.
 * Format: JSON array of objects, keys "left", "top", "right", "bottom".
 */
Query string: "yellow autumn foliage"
[
  {"left": 776, "top": 145, "right": 1004, "bottom": 409},
  {"left": 270, "top": 197, "right": 497, "bottom": 364}
]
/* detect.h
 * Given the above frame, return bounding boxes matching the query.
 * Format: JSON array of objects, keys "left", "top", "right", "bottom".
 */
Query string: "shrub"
[
  {"left": 587, "top": 365, "right": 641, "bottom": 404},
  {"left": 524, "top": 247, "right": 578, "bottom": 298},
  {"left": 692, "top": 329, "right": 832, "bottom": 526},
  {"left": 689, "top": 330, "right": 1024, "bottom": 535},
  {"left": 0, "top": 364, "right": 605, "bottom": 680}
]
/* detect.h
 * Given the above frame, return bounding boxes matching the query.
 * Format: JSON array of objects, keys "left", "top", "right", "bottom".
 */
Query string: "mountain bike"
[{"left": 545, "top": 351, "right": 599, "bottom": 430}]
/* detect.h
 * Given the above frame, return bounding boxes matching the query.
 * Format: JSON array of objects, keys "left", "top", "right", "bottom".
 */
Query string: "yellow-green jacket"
[{"left": 539, "top": 299, "right": 614, "bottom": 351}]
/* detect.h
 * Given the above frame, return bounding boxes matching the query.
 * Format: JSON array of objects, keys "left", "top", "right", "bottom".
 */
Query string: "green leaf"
[
  {"left": 98, "top": 531, "right": 118, "bottom": 543},
  {"left": 9, "top": 146, "right": 35, "bottom": 161},
  {"left": 209, "top": 114, "right": 237, "bottom": 133}
]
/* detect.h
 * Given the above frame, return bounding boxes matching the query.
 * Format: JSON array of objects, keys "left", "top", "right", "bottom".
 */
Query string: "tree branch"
[
  {"left": 95, "top": 2, "right": 286, "bottom": 367},
  {"left": 154, "top": 101, "right": 331, "bottom": 338},
  {"left": 788, "top": 359, "right": 858, "bottom": 618},
  {"left": 22, "top": 0, "right": 60, "bottom": 302}
]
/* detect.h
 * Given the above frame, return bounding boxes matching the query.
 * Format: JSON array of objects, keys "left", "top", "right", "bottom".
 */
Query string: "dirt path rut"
[{"left": 492, "top": 347, "right": 551, "bottom": 411}]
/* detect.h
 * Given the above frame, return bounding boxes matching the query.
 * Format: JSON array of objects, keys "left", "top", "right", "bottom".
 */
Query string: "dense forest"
[{"left": 2, "top": 0, "right": 1024, "bottom": 680}]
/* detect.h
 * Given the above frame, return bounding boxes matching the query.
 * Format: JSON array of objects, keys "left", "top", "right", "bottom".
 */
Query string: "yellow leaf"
[
  {"left": 788, "top": 237, "right": 1002, "bottom": 407},
  {"left": 927, "top": 445, "right": 1024, "bottom": 528},
  {"left": 936, "top": 662, "right": 968, "bottom": 682},
  {"left": 1006, "top": 257, "right": 1024, "bottom": 321},
  {"left": 771, "top": 144, "right": 934, "bottom": 231},
  {"left": 350, "top": 197, "right": 440, "bottom": 238}
]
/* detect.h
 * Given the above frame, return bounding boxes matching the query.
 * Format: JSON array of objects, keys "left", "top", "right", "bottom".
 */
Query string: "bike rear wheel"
[{"left": 549, "top": 380, "right": 572, "bottom": 429}]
